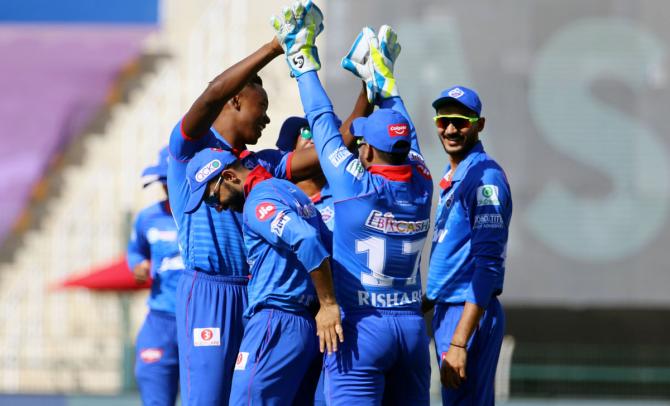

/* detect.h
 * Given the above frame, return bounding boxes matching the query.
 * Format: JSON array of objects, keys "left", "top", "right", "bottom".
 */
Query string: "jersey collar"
[
  {"left": 211, "top": 127, "right": 251, "bottom": 159},
  {"left": 441, "top": 141, "right": 485, "bottom": 189},
  {"left": 243, "top": 165, "right": 273, "bottom": 197},
  {"left": 368, "top": 164, "right": 412, "bottom": 182}
]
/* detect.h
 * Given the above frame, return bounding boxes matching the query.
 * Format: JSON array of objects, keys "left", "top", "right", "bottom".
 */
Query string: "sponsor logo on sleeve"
[
  {"left": 476, "top": 185, "right": 500, "bottom": 206},
  {"left": 139, "top": 348, "right": 163, "bottom": 363},
  {"left": 473, "top": 213, "right": 504, "bottom": 229},
  {"left": 234, "top": 352, "right": 250, "bottom": 370},
  {"left": 346, "top": 160, "right": 365, "bottom": 180},
  {"left": 447, "top": 88, "right": 464, "bottom": 98},
  {"left": 387, "top": 123, "right": 409, "bottom": 137},
  {"left": 328, "top": 147, "right": 352, "bottom": 168},
  {"left": 270, "top": 211, "right": 291, "bottom": 237},
  {"left": 147, "top": 228, "right": 178, "bottom": 243},
  {"left": 195, "top": 159, "right": 221, "bottom": 182},
  {"left": 255, "top": 202, "right": 276, "bottom": 221},
  {"left": 193, "top": 328, "right": 221, "bottom": 347},
  {"left": 296, "top": 202, "right": 318, "bottom": 218}
]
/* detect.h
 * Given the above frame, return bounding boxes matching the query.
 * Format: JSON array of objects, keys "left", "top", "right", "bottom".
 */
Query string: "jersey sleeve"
[
  {"left": 245, "top": 195, "right": 330, "bottom": 273},
  {"left": 296, "top": 71, "right": 368, "bottom": 200},
  {"left": 464, "top": 166, "right": 512, "bottom": 309},
  {"left": 378, "top": 96, "right": 424, "bottom": 160},
  {"left": 127, "top": 213, "right": 150, "bottom": 271}
]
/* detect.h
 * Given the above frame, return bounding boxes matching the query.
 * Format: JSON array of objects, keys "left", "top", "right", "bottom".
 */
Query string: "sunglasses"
[
  {"left": 203, "top": 175, "right": 223, "bottom": 208},
  {"left": 433, "top": 114, "right": 479, "bottom": 130},
  {"left": 299, "top": 126, "right": 313, "bottom": 140},
  {"left": 356, "top": 137, "right": 367, "bottom": 147}
]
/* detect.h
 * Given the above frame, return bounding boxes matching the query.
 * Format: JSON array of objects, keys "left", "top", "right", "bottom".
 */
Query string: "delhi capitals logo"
[{"left": 448, "top": 88, "right": 464, "bottom": 98}]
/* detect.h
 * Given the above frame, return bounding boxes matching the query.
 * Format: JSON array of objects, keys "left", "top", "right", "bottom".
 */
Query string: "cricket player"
[
  {"left": 272, "top": 6, "right": 433, "bottom": 403},
  {"left": 179, "top": 147, "right": 342, "bottom": 405},
  {"left": 166, "top": 34, "right": 326, "bottom": 405},
  {"left": 423, "top": 86, "right": 512, "bottom": 405},
  {"left": 128, "top": 146, "right": 184, "bottom": 406}
]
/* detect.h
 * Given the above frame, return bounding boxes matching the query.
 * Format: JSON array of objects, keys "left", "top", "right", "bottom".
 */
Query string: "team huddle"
[{"left": 127, "top": 1, "right": 512, "bottom": 405}]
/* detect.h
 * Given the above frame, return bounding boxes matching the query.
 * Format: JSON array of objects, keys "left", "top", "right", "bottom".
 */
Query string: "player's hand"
[
  {"left": 270, "top": 0, "right": 324, "bottom": 77},
  {"left": 440, "top": 346, "right": 468, "bottom": 389},
  {"left": 315, "top": 302, "right": 344, "bottom": 354},
  {"left": 341, "top": 25, "right": 401, "bottom": 103},
  {"left": 133, "top": 260, "right": 151, "bottom": 284}
]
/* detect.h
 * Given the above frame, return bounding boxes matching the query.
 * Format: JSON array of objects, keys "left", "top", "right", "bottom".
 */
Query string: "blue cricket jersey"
[
  {"left": 167, "top": 119, "right": 293, "bottom": 276},
  {"left": 426, "top": 141, "right": 512, "bottom": 308},
  {"left": 311, "top": 181, "right": 334, "bottom": 234},
  {"left": 242, "top": 166, "right": 330, "bottom": 317},
  {"left": 127, "top": 201, "right": 184, "bottom": 313},
  {"left": 297, "top": 72, "right": 433, "bottom": 312}
]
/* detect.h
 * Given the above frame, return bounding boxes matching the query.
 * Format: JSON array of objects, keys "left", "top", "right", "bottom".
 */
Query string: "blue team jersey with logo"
[
  {"left": 167, "top": 119, "right": 292, "bottom": 276},
  {"left": 312, "top": 181, "right": 334, "bottom": 236},
  {"left": 127, "top": 201, "right": 184, "bottom": 313},
  {"left": 426, "top": 141, "right": 512, "bottom": 308},
  {"left": 297, "top": 72, "right": 433, "bottom": 312},
  {"left": 242, "top": 169, "right": 330, "bottom": 317}
]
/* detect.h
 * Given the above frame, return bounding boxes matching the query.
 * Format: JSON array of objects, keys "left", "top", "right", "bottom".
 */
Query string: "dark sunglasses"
[
  {"left": 433, "top": 114, "right": 479, "bottom": 130},
  {"left": 299, "top": 126, "right": 313, "bottom": 140}
]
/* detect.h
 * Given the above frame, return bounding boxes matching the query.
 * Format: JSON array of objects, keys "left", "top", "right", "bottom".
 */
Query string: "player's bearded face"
[
  {"left": 435, "top": 104, "right": 483, "bottom": 158},
  {"left": 238, "top": 85, "right": 270, "bottom": 145},
  {"left": 218, "top": 181, "right": 245, "bottom": 212}
]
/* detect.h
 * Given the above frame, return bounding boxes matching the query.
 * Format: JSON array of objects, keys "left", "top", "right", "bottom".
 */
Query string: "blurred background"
[{"left": 1, "top": 0, "right": 669, "bottom": 404}]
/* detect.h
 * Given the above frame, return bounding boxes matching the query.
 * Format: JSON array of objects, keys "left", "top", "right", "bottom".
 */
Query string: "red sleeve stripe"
[
  {"left": 285, "top": 152, "right": 295, "bottom": 181},
  {"left": 180, "top": 120, "right": 197, "bottom": 141}
]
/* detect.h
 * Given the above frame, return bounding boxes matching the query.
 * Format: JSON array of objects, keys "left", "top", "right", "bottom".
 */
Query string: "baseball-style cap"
[
  {"left": 350, "top": 108, "right": 411, "bottom": 154},
  {"left": 184, "top": 148, "right": 238, "bottom": 213},
  {"left": 432, "top": 86, "right": 482, "bottom": 116},
  {"left": 141, "top": 146, "right": 169, "bottom": 187},
  {"left": 276, "top": 116, "right": 309, "bottom": 152}
]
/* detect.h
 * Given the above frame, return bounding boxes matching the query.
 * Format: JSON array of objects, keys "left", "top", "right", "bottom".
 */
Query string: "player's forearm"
[
  {"left": 310, "top": 259, "right": 338, "bottom": 306},
  {"left": 182, "top": 39, "right": 284, "bottom": 139},
  {"left": 451, "top": 301, "right": 484, "bottom": 348},
  {"left": 297, "top": 71, "right": 334, "bottom": 123},
  {"left": 340, "top": 82, "right": 373, "bottom": 149}
]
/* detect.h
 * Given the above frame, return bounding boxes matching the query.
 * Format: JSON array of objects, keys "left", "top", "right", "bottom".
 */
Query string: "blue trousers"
[
  {"left": 175, "top": 270, "right": 248, "bottom": 406},
  {"left": 432, "top": 298, "right": 505, "bottom": 406},
  {"left": 135, "top": 310, "right": 179, "bottom": 406},
  {"left": 323, "top": 309, "right": 431, "bottom": 406},
  {"left": 229, "top": 308, "right": 321, "bottom": 405}
]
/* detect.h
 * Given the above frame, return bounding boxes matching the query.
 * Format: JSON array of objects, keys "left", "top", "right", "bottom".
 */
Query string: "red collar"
[
  {"left": 243, "top": 165, "right": 273, "bottom": 197},
  {"left": 368, "top": 164, "right": 412, "bottom": 182},
  {"left": 439, "top": 169, "right": 454, "bottom": 190},
  {"left": 310, "top": 192, "right": 322, "bottom": 203},
  {"left": 231, "top": 148, "right": 251, "bottom": 159}
]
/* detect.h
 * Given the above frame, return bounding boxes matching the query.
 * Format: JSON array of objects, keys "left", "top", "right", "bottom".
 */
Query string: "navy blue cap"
[
  {"left": 184, "top": 148, "right": 238, "bottom": 213},
  {"left": 432, "top": 86, "right": 482, "bottom": 116},
  {"left": 351, "top": 108, "right": 410, "bottom": 154},
  {"left": 141, "top": 146, "right": 169, "bottom": 187},
  {"left": 276, "top": 116, "right": 309, "bottom": 152}
]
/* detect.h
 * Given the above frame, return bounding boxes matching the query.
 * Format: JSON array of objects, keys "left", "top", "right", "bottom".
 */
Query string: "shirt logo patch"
[
  {"left": 146, "top": 228, "right": 178, "bottom": 243},
  {"left": 139, "top": 348, "right": 163, "bottom": 363},
  {"left": 447, "top": 88, "right": 464, "bottom": 98},
  {"left": 387, "top": 124, "right": 409, "bottom": 137},
  {"left": 328, "top": 146, "right": 352, "bottom": 168},
  {"left": 234, "top": 352, "right": 249, "bottom": 370},
  {"left": 194, "top": 328, "right": 220, "bottom": 346},
  {"left": 157, "top": 255, "right": 184, "bottom": 273},
  {"left": 319, "top": 206, "right": 334, "bottom": 223},
  {"left": 255, "top": 202, "right": 277, "bottom": 221},
  {"left": 195, "top": 159, "right": 221, "bottom": 182},
  {"left": 346, "top": 160, "right": 364, "bottom": 180},
  {"left": 270, "top": 211, "right": 291, "bottom": 237},
  {"left": 477, "top": 185, "right": 500, "bottom": 206},
  {"left": 474, "top": 213, "right": 504, "bottom": 229}
]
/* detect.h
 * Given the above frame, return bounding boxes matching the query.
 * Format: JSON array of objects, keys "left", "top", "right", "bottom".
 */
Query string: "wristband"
[{"left": 450, "top": 342, "right": 467, "bottom": 349}]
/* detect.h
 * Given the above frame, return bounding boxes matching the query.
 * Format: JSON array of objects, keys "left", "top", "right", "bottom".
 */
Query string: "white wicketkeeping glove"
[
  {"left": 271, "top": 0, "right": 324, "bottom": 77},
  {"left": 341, "top": 25, "right": 401, "bottom": 103}
]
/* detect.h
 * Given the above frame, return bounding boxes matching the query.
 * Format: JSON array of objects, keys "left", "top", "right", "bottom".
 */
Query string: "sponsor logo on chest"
[{"left": 365, "top": 210, "right": 430, "bottom": 234}]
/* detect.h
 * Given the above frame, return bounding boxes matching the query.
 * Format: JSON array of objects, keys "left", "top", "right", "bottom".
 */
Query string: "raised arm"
[{"left": 181, "top": 39, "right": 284, "bottom": 140}]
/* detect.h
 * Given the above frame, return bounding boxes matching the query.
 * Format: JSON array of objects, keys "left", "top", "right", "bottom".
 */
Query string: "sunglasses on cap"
[
  {"left": 356, "top": 137, "right": 367, "bottom": 147},
  {"left": 299, "top": 126, "right": 313, "bottom": 140},
  {"left": 433, "top": 114, "right": 479, "bottom": 130},
  {"left": 203, "top": 175, "right": 223, "bottom": 208}
]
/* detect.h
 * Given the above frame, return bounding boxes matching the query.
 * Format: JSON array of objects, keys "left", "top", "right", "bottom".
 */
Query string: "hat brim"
[{"left": 184, "top": 184, "right": 208, "bottom": 214}]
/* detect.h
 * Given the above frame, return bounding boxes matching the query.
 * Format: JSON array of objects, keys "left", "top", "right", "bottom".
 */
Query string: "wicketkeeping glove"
[
  {"left": 341, "top": 25, "right": 402, "bottom": 103},
  {"left": 271, "top": 0, "right": 324, "bottom": 77}
]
